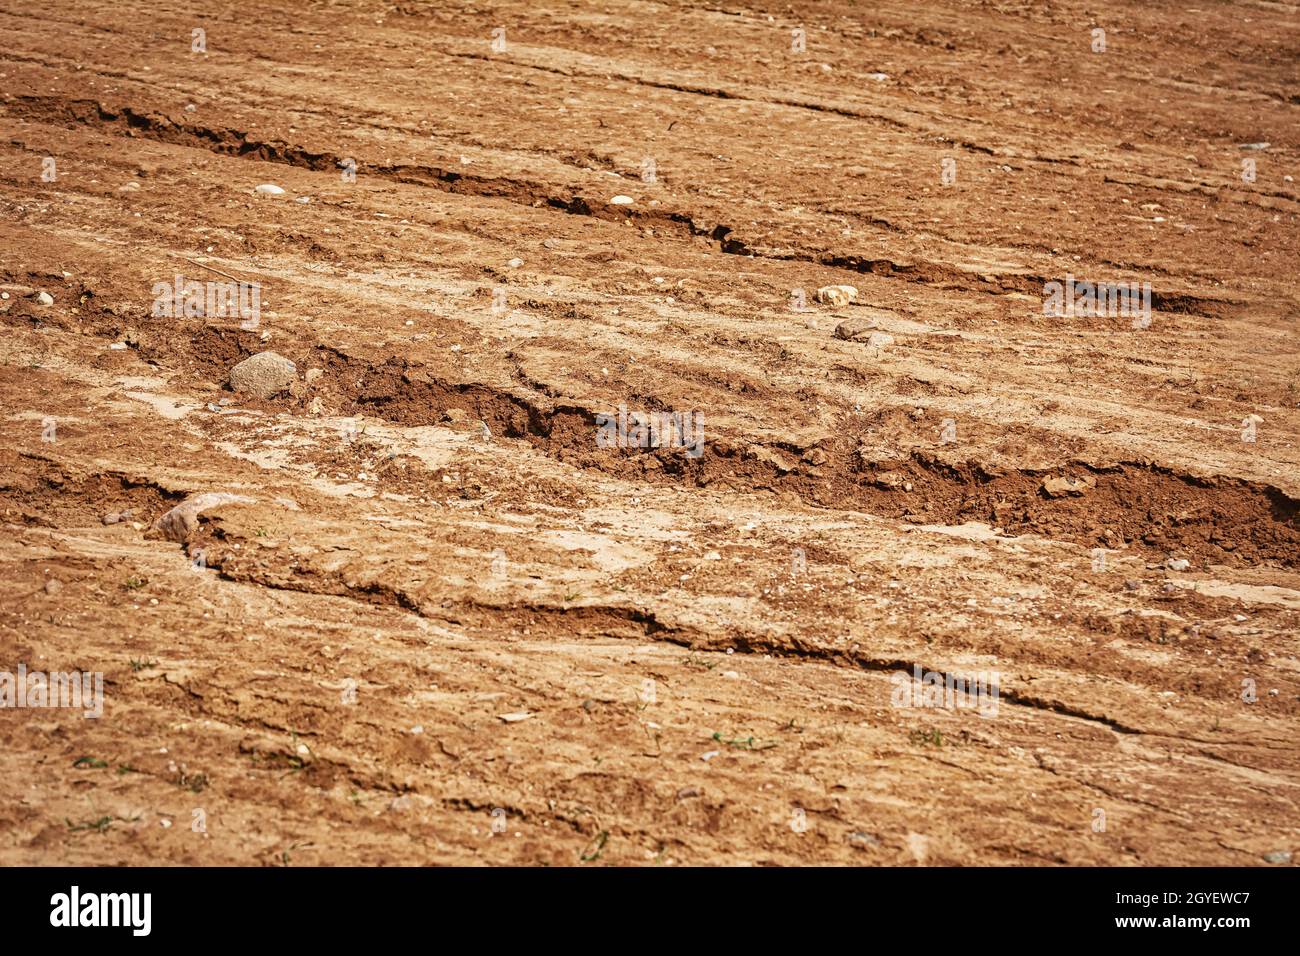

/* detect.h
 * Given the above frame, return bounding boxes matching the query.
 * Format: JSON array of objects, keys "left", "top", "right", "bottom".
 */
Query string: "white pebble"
[{"left": 254, "top": 184, "right": 286, "bottom": 195}]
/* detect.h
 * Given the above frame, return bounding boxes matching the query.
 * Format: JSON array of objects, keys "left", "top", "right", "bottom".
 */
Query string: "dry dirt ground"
[{"left": 1, "top": 0, "right": 1298, "bottom": 867}]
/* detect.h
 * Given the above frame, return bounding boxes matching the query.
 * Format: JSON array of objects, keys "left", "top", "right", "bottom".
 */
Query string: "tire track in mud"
[
  {"left": 176, "top": 522, "right": 1149, "bottom": 736},
  {"left": 7, "top": 283, "right": 1297, "bottom": 568},
  {"left": 0, "top": 453, "right": 1195, "bottom": 740},
  {"left": 311, "top": 348, "right": 1300, "bottom": 568},
  {"left": 2, "top": 94, "right": 1240, "bottom": 315},
  {"left": 0, "top": 348, "right": 1281, "bottom": 818},
  {"left": 435, "top": 47, "right": 925, "bottom": 131},
  {"left": 0, "top": 456, "right": 1254, "bottom": 747}
]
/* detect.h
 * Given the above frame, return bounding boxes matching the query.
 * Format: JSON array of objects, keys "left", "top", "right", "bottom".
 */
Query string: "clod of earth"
[
  {"left": 151, "top": 492, "right": 256, "bottom": 542},
  {"left": 1041, "top": 476, "right": 1096, "bottom": 498}
]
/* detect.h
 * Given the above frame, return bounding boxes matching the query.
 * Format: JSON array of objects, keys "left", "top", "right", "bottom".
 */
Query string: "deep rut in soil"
[
  {"left": 8, "top": 280, "right": 1297, "bottom": 568},
  {"left": 323, "top": 350, "right": 1300, "bottom": 568},
  {"left": 3, "top": 94, "right": 1240, "bottom": 314}
]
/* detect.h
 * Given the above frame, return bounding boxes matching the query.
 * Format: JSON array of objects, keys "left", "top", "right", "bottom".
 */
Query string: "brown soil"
[{"left": 1, "top": 0, "right": 1298, "bottom": 866}]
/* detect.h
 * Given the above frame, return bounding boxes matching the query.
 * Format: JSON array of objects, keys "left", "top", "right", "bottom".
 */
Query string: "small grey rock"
[
  {"left": 1263, "top": 850, "right": 1292, "bottom": 864},
  {"left": 229, "top": 351, "right": 296, "bottom": 399},
  {"left": 34, "top": 291, "right": 54, "bottom": 306}
]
